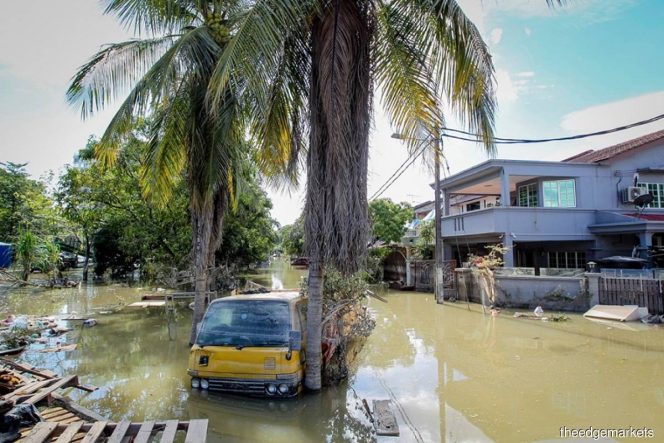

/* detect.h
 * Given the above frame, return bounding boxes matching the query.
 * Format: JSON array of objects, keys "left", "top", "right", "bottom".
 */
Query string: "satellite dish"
[{"left": 634, "top": 193, "right": 654, "bottom": 208}]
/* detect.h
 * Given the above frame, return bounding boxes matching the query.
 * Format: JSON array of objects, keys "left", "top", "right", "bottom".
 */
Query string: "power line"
[
  {"left": 442, "top": 112, "right": 664, "bottom": 144},
  {"left": 369, "top": 138, "right": 430, "bottom": 200},
  {"left": 370, "top": 113, "right": 664, "bottom": 200}
]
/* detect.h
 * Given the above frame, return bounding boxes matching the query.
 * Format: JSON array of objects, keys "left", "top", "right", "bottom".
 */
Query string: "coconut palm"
[
  {"left": 67, "top": 1, "right": 252, "bottom": 344},
  {"left": 208, "top": 0, "right": 501, "bottom": 390}
]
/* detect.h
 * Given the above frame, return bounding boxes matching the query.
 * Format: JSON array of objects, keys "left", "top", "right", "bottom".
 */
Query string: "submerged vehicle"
[{"left": 188, "top": 292, "right": 307, "bottom": 397}]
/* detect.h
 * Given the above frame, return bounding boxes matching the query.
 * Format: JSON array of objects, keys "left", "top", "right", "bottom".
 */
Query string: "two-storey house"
[{"left": 438, "top": 129, "right": 664, "bottom": 274}]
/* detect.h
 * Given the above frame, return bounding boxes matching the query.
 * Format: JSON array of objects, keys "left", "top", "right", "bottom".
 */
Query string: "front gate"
[
  {"left": 411, "top": 259, "right": 457, "bottom": 294},
  {"left": 598, "top": 276, "right": 664, "bottom": 314}
]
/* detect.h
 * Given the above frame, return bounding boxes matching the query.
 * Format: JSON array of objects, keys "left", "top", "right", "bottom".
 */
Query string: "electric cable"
[
  {"left": 442, "top": 112, "right": 664, "bottom": 144},
  {"left": 371, "top": 113, "right": 664, "bottom": 199},
  {"left": 369, "top": 137, "right": 430, "bottom": 200}
]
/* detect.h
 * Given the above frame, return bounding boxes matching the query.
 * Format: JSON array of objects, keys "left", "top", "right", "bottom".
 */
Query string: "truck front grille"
[{"left": 206, "top": 377, "right": 267, "bottom": 394}]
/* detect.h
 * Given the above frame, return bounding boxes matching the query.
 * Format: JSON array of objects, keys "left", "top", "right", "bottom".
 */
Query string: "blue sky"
[{"left": 1, "top": 0, "right": 663, "bottom": 225}]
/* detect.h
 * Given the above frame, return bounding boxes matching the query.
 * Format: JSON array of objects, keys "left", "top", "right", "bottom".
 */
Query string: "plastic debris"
[
  {"left": 533, "top": 306, "right": 544, "bottom": 317},
  {"left": 82, "top": 318, "right": 97, "bottom": 328}
]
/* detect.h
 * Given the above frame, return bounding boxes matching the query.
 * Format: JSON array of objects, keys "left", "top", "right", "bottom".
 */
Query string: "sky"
[{"left": 1, "top": 0, "right": 663, "bottom": 226}]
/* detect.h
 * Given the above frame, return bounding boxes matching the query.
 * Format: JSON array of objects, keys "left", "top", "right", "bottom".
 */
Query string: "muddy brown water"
[{"left": 1, "top": 262, "right": 664, "bottom": 442}]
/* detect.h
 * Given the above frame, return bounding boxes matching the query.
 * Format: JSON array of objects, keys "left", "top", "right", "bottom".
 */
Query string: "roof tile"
[{"left": 563, "top": 129, "right": 664, "bottom": 163}]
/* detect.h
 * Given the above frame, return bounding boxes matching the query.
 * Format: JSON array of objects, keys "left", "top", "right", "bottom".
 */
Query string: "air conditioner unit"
[{"left": 622, "top": 186, "right": 646, "bottom": 203}]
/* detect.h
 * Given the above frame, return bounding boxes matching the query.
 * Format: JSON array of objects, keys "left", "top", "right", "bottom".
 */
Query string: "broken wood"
[
  {"left": 25, "top": 375, "right": 78, "bottom": 405},
  {"left": 0, "top": 358, "right": 57, "bottom": 378},
  {"left": 49, "top": 392, "right": 106, "bottom": 421},
  {"left": 54, "top": 422, "right": 84, "bottom": 443},
  {"left": 372, "top": 400, "right": 400, "bottom": 437},
  {"left": 24, "top": 421, "right": 59, "bottom": 443}
]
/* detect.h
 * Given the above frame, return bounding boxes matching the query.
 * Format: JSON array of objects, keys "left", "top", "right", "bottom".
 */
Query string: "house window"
[
  {"left": 518, "top": 183, "right": 538, "bottom": 207},
  {"left": 466, "top": 202, "right": 481, "bottom": 212},
  {"left": 637, "top": 183, "right": 664, "bottom": 208},
  {"left": 543, "top": 179, "right": 576, "bottom": 207},
  {"left": 546, "top": 251, "right": 586, "bottom": 269}
]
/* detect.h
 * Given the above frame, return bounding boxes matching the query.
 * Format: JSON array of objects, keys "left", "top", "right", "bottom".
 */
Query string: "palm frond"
[
  {"left": 207, "top": 0, "right": 315, "bottom": 111},
  {"left": 67, "top": 36, "right": 177, "bottom": 119},
  {"left": 140, "top": 87, "right": 189, "bottom": 206},
  {"left": 90, "top": 26, "right": 220, "bottom": 166},
  {"left": 103, "top": 0, "right": 200, "bottom": 35},
  {"left": 403, "top": 0, "right": 496, "bottom": 151},
  {"left": 375, "top": 2, "right": 443, "bottom": 154},
  {"left": 249, "top": 29, "right": 309, "bottom": 187}
]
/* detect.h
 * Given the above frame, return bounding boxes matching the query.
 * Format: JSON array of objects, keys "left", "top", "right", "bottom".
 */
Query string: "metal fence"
[
  {"left": 598, "top": 276, "right": 664, "bottom": 314},
  {"left": 411, "top": 260, "right": 457, "bottom": 293}
]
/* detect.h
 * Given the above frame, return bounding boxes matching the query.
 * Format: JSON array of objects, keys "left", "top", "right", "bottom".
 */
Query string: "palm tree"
[
  {"left": 67, "top": 1, "right": 250, "bottom": 344},
  {"left": 208, "top": 0, "right": 499, "bottom": 390}
]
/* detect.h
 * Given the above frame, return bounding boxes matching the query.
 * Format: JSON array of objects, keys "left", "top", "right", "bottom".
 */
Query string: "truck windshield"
[{"left": 196, "top": 300, "right": 291, "bottom": 347}]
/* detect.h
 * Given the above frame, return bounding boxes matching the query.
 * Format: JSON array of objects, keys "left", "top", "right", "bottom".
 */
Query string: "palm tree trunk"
[
  {"left": 189, "top": 205, "right": 214, "bottom": 345},
  {"left": 82, "top": 234, "right": 91, "bottom": 282},
  {"left": 304, "top": 0, "right": 372, "bottom": 390},
  {"left": 304, "top": 260, "right": 324, "bottom": 390},
  {"left": 205, "top": 190, "right": 229, "bottom": 300}
]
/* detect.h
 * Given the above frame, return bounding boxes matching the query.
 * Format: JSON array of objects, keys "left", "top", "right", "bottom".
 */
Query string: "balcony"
[{"left": 441, "top": 206, "right": 597, "bottom": 241}]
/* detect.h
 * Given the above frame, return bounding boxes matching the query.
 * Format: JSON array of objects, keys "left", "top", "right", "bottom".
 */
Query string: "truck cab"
[{"left": 188, "top": 292, "right": 306, "bottom": 397}]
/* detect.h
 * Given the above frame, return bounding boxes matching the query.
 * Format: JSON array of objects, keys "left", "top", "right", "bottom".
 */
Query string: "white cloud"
[
  {"left": 489, "top": 28, "right": 503, "bottom": 45},
  {"left": 0, "top": 1, "right": 131, "bottom": 87},
  {"left": 457, "top": 0, "right": 636, "bottom": 34},
  {"left": 516, "top": 71, "right": 535, "bottom": 78},
  {"left": 524, "top": 27, "right": 532, "bottom": 36},
  {"left": 551, "top": 91, "right": 664, "bottom": 160},
  {"left": 495, "top": 69, "right": 519, "bottom": 104}
]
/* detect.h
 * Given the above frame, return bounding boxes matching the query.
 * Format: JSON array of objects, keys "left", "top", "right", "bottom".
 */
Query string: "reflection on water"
[
  {"left": 2, "top": 268, "right": 664, "bottom": 442},
  {"left": 244, "top": 258, "right": 307, "bottom": 290}
]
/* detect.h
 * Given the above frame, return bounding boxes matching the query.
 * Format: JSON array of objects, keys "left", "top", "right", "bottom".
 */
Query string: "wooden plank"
[
  {"left": 59, "top": 417, "right": 85, "bottom": 426},
  {"left": 184, "top": 419, "right": 208, "bottom": 443},
  {"left": 49, "top": 392, "right": 106, "bottom": 422},
  {"left": 25, "top": 375, "right": 78, "bottom": 405},
  {"left": 134, "top": 420, "right": 155, "bottom": 443},
  {"left": 372, "top": 400, "right": 400, "bottom": 437},
  {"left": 54, "top": 422, "right": 84, "bottom": 443},
  {"left": 41, "top": 409, "right": 73, "bottom": 421},
  {"left": 0, "top": 359, "right": 57, "bottom": 379},
  {"left": 24, "top": 422, "right": 59, "bottom": 443},
  {"left": 106, "top": 420, "right": 131, "bottom": 443},
  {"left": 127, "top": 301, "right": 166, "bottom": 307},
  {"left": 40, "top": 407, "right": 66, "bottom": 417},
  {"left": 159, "top": 420, "right": 179, "bottom": 443},
  {"left": 80, "top": 421, "right": 107, "bottom": 443},
  {"left": 9, "top": 378, "right": 60, "bottom": 398}
]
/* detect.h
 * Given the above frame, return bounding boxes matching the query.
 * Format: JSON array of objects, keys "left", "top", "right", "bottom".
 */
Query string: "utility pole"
[
  {"left": 391, "top": 130, "right": 445, "bottom": 304},
  {"left": 433, "top": 137, "right": 444, "bottom": 304}
]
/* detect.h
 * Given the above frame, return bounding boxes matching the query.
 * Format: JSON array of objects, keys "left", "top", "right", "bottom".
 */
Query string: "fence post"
[{"left": 585, "top": 272, "right": 601, "bottom": 307}]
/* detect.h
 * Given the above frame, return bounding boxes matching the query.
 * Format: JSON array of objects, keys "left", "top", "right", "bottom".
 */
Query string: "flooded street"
[{"left": 2, "top": 263, "right": 664, "bottom": 442}]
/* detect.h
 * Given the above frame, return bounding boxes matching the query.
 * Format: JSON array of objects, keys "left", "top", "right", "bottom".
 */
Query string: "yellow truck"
[{"left": 188, "top": 292, "right": 307, "bottom": 397}]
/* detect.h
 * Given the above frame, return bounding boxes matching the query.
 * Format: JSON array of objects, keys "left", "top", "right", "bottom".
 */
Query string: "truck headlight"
[
  {"left": 278, "top": 384, "right": 289, "bottom": 395},
  {"left": 200, "top": 379, "right": 209, "bottom": 390},
  {"left": 191, "top": 378, "right": 200, "bottom": 389},
  {"left": 266, "top": 384, "right": 277, "bottom": 395}
]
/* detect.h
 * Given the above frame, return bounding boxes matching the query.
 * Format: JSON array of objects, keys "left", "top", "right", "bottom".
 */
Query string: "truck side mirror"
[{"left": 289, "top": 330, "right": 302, "bottom": 351}]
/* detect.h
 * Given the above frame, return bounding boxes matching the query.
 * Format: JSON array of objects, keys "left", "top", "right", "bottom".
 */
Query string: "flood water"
[{"left": 2, "top": 262, "right": 664, "bottom": 442}]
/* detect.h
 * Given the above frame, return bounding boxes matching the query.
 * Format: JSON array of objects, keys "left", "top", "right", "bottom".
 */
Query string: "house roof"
[
  {"left": 413, "top": 200, "right": 434, "bottom": 211},
  {"left": 562, "top": 129, "right": 664, "bottom": 163},
  {"left": 625, "top": 213, "right": 664, "bottom": 221}
]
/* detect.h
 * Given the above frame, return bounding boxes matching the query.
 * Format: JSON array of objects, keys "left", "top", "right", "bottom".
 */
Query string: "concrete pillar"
[
  {"left": 443, "top": 243, "right": 453, "bottom": 262},
  {"left": 503, "top": 234, "right": 514, "bottom": 267},
  {"left": 443, "top": 190, "right": 450, "bottom": 216},
  {"left": 585, "top": 272, "right": 601, "bottom": 307},
  {"left": 455, "top": 268, "right": 473, "bottom": 303},
  {"left": 500, "top": 168, "right": 510, "bottom": 207},
  {"left": 406, "top": 258, "right": 412, "bottom": 286},
  {"left": 639, "top": 232, "right": 654, "bottom": 247}
]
